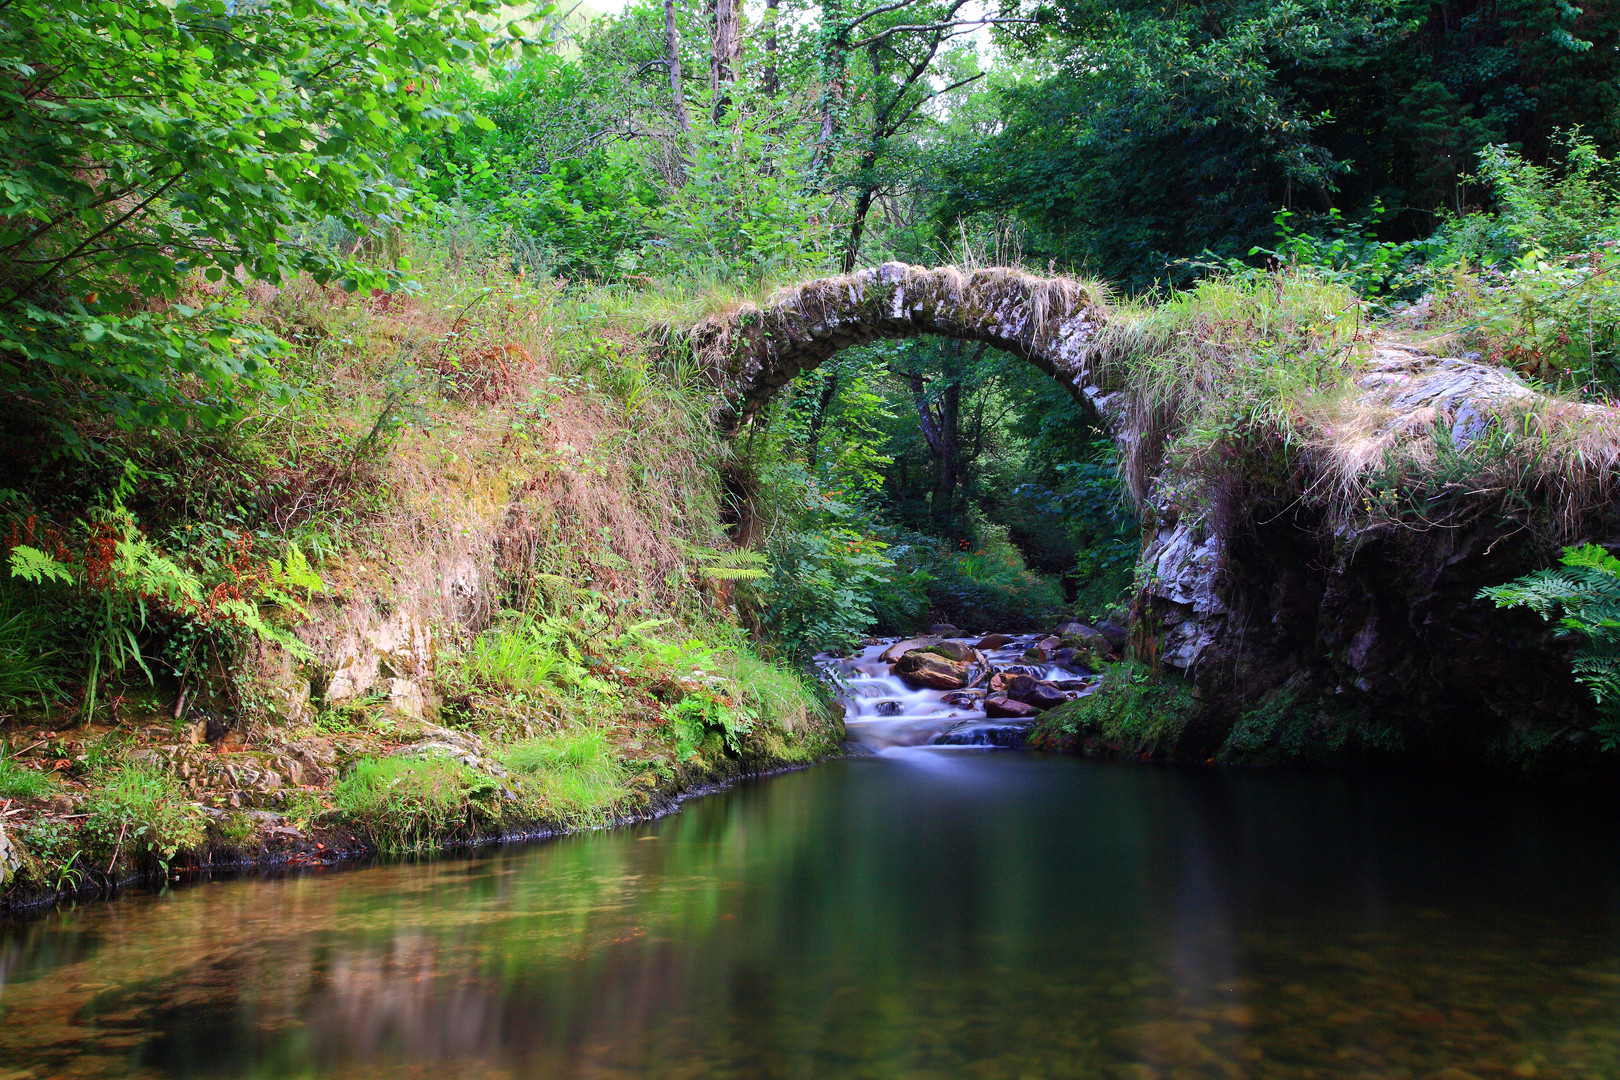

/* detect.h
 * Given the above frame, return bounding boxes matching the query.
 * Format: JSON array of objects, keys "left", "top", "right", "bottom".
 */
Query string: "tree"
[
  {"left": 939, "top": 0, "right": 1620, "bottom": 287},
  {"left": 0, "top": 0, "right": 508, "bottom": 449}
]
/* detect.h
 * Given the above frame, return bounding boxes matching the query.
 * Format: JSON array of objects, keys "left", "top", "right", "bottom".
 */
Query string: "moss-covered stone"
[{"left": 1030, "top": 662, "right": 1202, "bottom": 757}]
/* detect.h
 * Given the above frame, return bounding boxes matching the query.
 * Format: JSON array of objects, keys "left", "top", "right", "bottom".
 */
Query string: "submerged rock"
[{"left": 892, "top": 651, "right": 970, "bottom": 690}]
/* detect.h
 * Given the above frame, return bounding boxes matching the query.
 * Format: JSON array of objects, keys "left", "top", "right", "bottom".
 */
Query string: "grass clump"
[
  {"left": 80, "top": 764, "right": 207, "bottom": 873},
  {"left": 0, "top": 741, "right": 52, "bottom": 800},
  {"left": 1032, "top": 661, "right": 1201, "bottom": 755},
  {"left": 499, "top": 727, "right": 629, "bottom": 824},
  {"left": 330, "top": 757, "right": 496, "bottom": 853},
  {"left": 1101, "top": 269, "right": 1365, "bottom": 506}
]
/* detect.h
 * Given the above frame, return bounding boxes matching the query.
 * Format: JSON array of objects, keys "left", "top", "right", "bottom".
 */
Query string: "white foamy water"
[{"left": 817, "top": 636, "right": 1101, "bottom": 752}]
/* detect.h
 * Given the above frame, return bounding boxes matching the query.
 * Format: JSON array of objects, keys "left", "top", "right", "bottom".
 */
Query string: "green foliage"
[
  {"left": 331, "top": 756, "right": 495, "bottom": 852},
  {"left": 886, "top": 521, "right": 1068, "bottom": 630},
  {"left": 0, "top": 0, "right": 510, "bottom": 445},
  {"left": 1220, "top": 684, "right": 1402, "bottom": 763},
  {"left": 0, "top": 578, "right": 66, "bottom": 708},
  {"left": 950, "top": 0, "right": 1620, "bottom": 288},
  {"left": 759, "top": 518, "right": 903, "bottom": 656},
  {"left": 80, "top": 763, "right": 207, "bottom": 871},
  {"left": 1479, "top": 543, "right": 1620, "bottom": 749},
  {"left": 4, "top": 504, "right": 316, "bottom": 719}
]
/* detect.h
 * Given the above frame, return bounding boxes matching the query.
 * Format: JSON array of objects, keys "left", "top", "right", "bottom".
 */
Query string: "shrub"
[
  {"left": 1033, "top": 662, "right": 1199, "bottom": 754},
  {"left": 80, "top": 764, "right": 207, "bottom": 872}
]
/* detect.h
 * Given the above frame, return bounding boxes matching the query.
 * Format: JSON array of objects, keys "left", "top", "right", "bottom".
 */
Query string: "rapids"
[{"left": 817, "top": 635, "right": 1101, "bottom": 751}]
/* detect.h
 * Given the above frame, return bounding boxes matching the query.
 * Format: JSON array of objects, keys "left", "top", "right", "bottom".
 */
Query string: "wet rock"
[
  {"left": 874, "top": 700, "right": 904, "bottom": 716},
  {"left": 1022, "top": 646, "right": 1051, "bottom": 663},
  {"left": 1006, "top": 675, "right": 1068, "bottom": 711},
  {"left": 1037, "top": 635, "right": 1061, "bottom": 653},
  {"left": 1096, "top": 619, "right": 1129, "bottom": 650},
  {"left": 879, "top": 636, "right": 941, "bottom": 663},
  {"left": 893, "top": 651, "right": 969, "bottom": 690},
  {"left": 940, "top": 691, "right": 981, "bottom": 708},
  {"left": 1051, "top": 647, "right": 1076, "bottom": 665},
  {"left": 934, "top": 723, "right": 1028, "bottom": 746},
  {"left": 985, "top": 694, "right": 1039, "bottom": 719},
  {"left": 928, "top": 623, "right": 961, "bottom": 637},
  {"left": 975, "top": 633, "right": 1016, "bottom": 650}
]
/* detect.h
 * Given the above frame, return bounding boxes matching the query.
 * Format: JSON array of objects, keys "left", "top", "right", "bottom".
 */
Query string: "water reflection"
[{"left": 3, "top": 757, "right": 1620, "bottom": 1079}]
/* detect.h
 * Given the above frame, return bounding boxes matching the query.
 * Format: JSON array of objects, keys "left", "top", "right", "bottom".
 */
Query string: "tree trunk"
[
  {"left": 762, "top": 0, "right": 780, "bottom": 95},
  {"left": 664, "top": 0, "right": 692, "bottom": 136},
  {"left": 908, "top": 372, "right": 960, "bottom": 524},
  {"left": 811, "top": 0, "right": 846, "bottom": 180},
  {"left": 710, "top": 0, "right": 739, "bottom": 119},
  {"left": 842, "top": 184, "right": 876, "bottom": 273},
  {"left": 804, "top": 366, "right": 840, "bottom": 469}
]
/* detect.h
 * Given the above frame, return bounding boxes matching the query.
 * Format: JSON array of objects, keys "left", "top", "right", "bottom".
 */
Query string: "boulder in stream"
[
  {"left": 1056, "top": 622, "right": 1109, "bottom": 655},
  {"left": 975, "top": 633, "right": 1016, "bottom": 650},
  {"left": 916, "top": 640, "right": 977, "bottom": 663},
  {"left": 892, "top": 651, "right": 970, "bottom": 690},
  {"left": 1096, "top": 620, "right": 1129, "bottom": 651},
  {"left": 879, "top": 636, "right": 941, "bottom": 663},
  {"left": 928, "top": 623, "right": 961, "bottom": 637},
  {"left": 985, "top": 694, "right": 1039, "bottom": 719},
  {"left": 1004, "top": 674, "right": 1068, "bottom": 711}
]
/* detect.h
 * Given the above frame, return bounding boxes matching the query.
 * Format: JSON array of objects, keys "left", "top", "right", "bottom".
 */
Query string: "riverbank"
[{"left": 0, "top": 695, "right": 842, "bottom": 912}]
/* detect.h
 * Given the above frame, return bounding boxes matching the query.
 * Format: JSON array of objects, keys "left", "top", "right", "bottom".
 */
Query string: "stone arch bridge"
[{"left": 675, "top": 262, "right": 1620, "bottom": 767}]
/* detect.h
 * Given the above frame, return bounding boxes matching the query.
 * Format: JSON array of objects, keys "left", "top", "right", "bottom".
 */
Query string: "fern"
[
  {"left": 268, "top": 543, "right": 325, "bottom": 603},
  {"left": 692, "top": 547, "right": 768, "bottom": 582},
  {"left": 1480, "top": 543, "right": 1620, "bottom": 745},
  {"left": 8, "top": 545, "right": 74, "bottom": 585}
]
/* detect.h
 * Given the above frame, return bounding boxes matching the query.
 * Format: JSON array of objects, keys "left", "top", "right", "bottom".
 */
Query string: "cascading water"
[{"left": 817, "top": 635, "right": 1102, "bottom": 752}]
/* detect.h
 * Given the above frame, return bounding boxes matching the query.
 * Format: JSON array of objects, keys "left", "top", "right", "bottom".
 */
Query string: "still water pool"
[{"left": 4, "top": 753, "right": 1620, "bottom": 1079}]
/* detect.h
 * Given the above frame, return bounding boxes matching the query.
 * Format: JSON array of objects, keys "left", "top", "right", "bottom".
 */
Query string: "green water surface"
[{"left": 4, "top": 752, "right": 1620, "bottom": 1079}]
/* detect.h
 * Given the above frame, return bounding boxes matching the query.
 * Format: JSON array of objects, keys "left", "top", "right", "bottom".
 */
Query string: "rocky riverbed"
[{"left": 819, "top": 621, "right": 1128, "bottom": 751}]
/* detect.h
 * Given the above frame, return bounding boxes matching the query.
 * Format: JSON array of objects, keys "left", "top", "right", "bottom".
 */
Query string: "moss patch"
[
  {"left": 1218, "top": 683, "right": 1404, "bottom": 764},
  {"left": 1030, "top": 662, "right": 1201, "bottom": 756}
]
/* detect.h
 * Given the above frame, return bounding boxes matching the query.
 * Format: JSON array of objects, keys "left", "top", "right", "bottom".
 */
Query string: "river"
[{"left": 5, "top": 743, "right": 1620, "bottom": 1079}]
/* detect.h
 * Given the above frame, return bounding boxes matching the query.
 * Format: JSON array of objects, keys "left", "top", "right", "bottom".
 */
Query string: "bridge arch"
[{"left": 687, "top": 262, "right": 1118, "bottom": 432}]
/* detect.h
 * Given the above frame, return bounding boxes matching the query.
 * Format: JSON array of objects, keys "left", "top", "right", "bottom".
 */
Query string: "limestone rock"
[
  {"left": 1096, "top": 620, "right": 1129, "bottom": 650},
  {"left": 0, "top": 824, "right": 22, "bottom": 887},
  {"left": 1004, "top": 674, "right": 1067, "bottom": 711}
]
